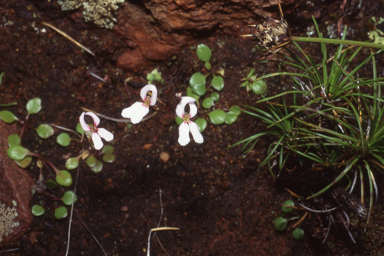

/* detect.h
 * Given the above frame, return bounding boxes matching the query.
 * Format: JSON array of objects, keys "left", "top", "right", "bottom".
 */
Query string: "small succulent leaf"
[
  {"left": 225, "top": 112, "right": 238, "bottom": 125},
  {"left": 86, "top": 155, "right": 97, "bottom": 168},
  {"left": 61, "top": 191, "right": 77, "bottom": 206},
  {"left": 208, "top": 109, "right": 227, "bottom": 125},
  {"left": 45, "top": 179, "right": 58, "bottom": 190},
  {"left": 76, "top": 123, "right": 85, "bottom": 135},
  {"left": 32, "top": 205, "right": 45, "bottom": 217},
  {"left": 65, "top": 157, "right": 79, "bottom": 170},
  {"left": 196, "top": 44, "right": 212, "bottom": 62},
  {"left": 240, "top": 81, "right": 249, "bottom": 87},
  {"left": 292, "top": 228, "right": 304, "bottom": 240},
  {"left": 90, "top": 160, "right": 103, "bottom": 173},
  {"left": 247, "top": 69, "right": 255, "bottom": 79},
  {"left": 57, "top": 133, "right": 71, "bottom": 146},
  {"left": 7, "top": 134, "right": 21, "bottom": 147},
  {"left": 175, "top": 116, "right": 183, "bottom": 125},
  {"left": 15, "top": 156, "right": 32, "bottom": 168},
  {"left": 211, "top": 75, "right": 224, "bottom": 91},
  {"left": 251, "top": 80, "right": 267, "bottom": 95},
  {"left": 205, "top": 62, "right": 211, "bottom": 70},
  {"left": 189, "top": 72, "right": 206, "bottom": 87},
  {"left": 211, "top": 92, "right": 220, "bottom": 102},
  {"left": 54, "top": 206, "right": 68, "bottom": 219},
  {"left": 26, "top": 98, "right": 42, "bottom": 114},
  {"left": 101, "top": 145, "right": 114, "bottom": 155},
  {"left": 7, "top": 145, "right": 30, "bottom": 161},
  {"left": 229, "top": 105, "right": 242, "bottom": 115},
  {"left": 195, "top": 118, "right": 207, "bottom": 132},
  {"left": 102, "top": 153, "right": 115, "bottom": 163},
  {"left": 202, "top": 97, "right": 214, "bottom": 109},
  {"left": 147, "top": 73, "right": 155, "bottom": 82},
  {"left": 56, "top": 170, "right": 72, "bottom": 187},
  {"left": 186, "top": 87, "right": 200, "bottom": 101},
  {"left": 0, "top": 110, "right": 18, "bottom": 123},
  {"left": 191, "top": 82, "right": 207, "bottom": 96},
  {"left": 282, "top": 200, "right": 295, "bottom": 213},
  {"left": 274, "top": 217, "right": 288, "bottom": 231},
  {"left": 36, "top": 124, "right": 54, "bottom": 139}
]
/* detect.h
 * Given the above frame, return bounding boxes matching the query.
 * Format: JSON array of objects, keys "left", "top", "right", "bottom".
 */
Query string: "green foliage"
[
  {"left": 57, "top": 133, "right": 71, "bottom": 146},
  {"left": 274, "top": 217, "right": 288, "bottom": 231},
  {"left": 211, "top": 92, "right": 220, "bottom": 102},
  {"left": 196, "top": 44, "right": 212, "bottom": 63},
  {"left": 7, "top": 145, "right": 30, "bottom": 161},
  {"left": 281, "top": 200, "right": 295, "bottom": 213},
  {"left": 65, "top": 157, "right": 79, "bottom": 170},
  {"left": 90, "top": 160, "right": 103, "bottom": 173},
  {"left": 147, "top": 69, "right": 164, "bottom": 85},
  {"left": 54, "top": 206, "right": 68, "bottom": 219},
  {"left": 292, "top": 228, "right": 304, "bottom": 240},
  {"left": 208, "top": 109, "right": 226, "bottom": 124},
  {"left": 7, "top": 134, "right": 20, "bottom": 147},
  {"left": 36, "top": 124, "right": 54, "bottom": 139},
  {"left": 195, "top": 118, "right": 207, "bottom": 132},
  {"left": 32, "top": 205, "right": 45, "bottom": 217},
  {"left": 175, "top": 116, "right": 183, "bottom": 125},
  {"left": 26, "top": 98, "right": 42, "bottom": 114},
  {"left": 61, "top": 191, "right": 77, "bottom": 206},
  {"left": 101, "top": 145, "right": 114, "bottom": 154},
  {"left": 102, "top": 153, "right": 115, "bottom": 163},
  {"left": 211, "top": 75, "right": 224, "bottom": 91},
  {"left": 86, "top": 155, "right": 97, "bottom": 168},
  {"left": 15, "top": 157, "right": 32, "bottom": 168},
  {"left": 76, "top": 122, "right": 85, "bottom": 135},
  {"left": 202, "top": 97, "right": 214, "bottom": 109},
  {"left": 0, "top": 110, "right": 19, "bottom": 123},
  {"left": 251, "top": 80, "right": 267, "bottom": 95},
  {"left": 190, "top": 73, "right": 207, "bottom": 96},
  {"left": 45, "top": 179, "right": 58, "bottom": 190},
  {"left": 56, "top": 170, "right": 72, "bottom": 187},
  {"left": 240, "top": 69, "right": 267, "bottom": 95},
  {"left": 225, "top": 112, "right": 238, "bottom": 125},
  {"left": 187, "top": 87, "right": 200, "bottom": 101}
]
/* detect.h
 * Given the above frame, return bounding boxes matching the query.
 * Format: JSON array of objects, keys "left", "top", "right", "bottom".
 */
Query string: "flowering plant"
[{"left": 79, "top": 112, "right": 114, "bottom": 150}]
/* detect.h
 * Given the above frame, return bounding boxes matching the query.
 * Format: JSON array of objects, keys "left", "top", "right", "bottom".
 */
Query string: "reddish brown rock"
[
  {"left": 115, "top": 0, "right": 294, "bottom": 70},
  {"left": 0, "top": 121, "right": 34, "bottom": 247}
]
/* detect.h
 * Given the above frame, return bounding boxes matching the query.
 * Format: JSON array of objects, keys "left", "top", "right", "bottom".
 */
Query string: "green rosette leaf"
[
  {"left": 0, "top": 110, "right": 19, "bottom": 123},
  {"left": 45, "top": 179, "right": 58, "bottom": 190},
  {"left": 7, "top": 145, "right": 30, "bottom": 161},
  {"left": 36, "top": 124, "right": 54, "bottom": 139},
  {"left": 282, "top": 200, "right": 295, "bottom": 213},
  {"left": 205, "top": 62, "right": 211, "bottom": 71},
  {"left": 225, "top": 112, "right": 238, "bottom": 125},
  {"left": 65, "top": 157, "right": 79, "bottom": 170},
  {"left": 86, "top": 155, "right": 97, "bottom": 168},
  {"left": 61, "top": 191, "right": 77, "bottom": 206},
  {"left": 56, "top": 170, "right": 72, "bottom": 187},
  {"left": 7, "top": 134, "right": 21, "bottom": 147},
  {"left": 202, "top": 97, "right": 214, "bottom": 109},
  {"left": 187, "top": 87, "right": 200, "bottom": 101},
  {"left": 57, "top": 133, "right": 71, "bottom": 146},
  {"left": 76, "top": 123, "right": 85, "bottom": 135},
  {"left": 292, "top": 228, "right": 304, "bottom": 240},
  {"left": 211, "top": 75, "right": 224, "bottom": 91},
  {"left": 195, "top": 118, "right": 207, "bottom": 132},
  {"left": 54, "top": 206, "right": 68, "bottom": 219},
  {"left": 229, "top": 105, "right": 241, "bottom": 115},
  {"left": 196, "top": 44, "right": 212, "bottom": 62},
  {"left": 26, "top": 98, "right": 42, "bottom": 114},
  {"left": 208, "top": 109, "right": 226, "bottom": 125},
  {"left": 175, "top": 116, "right": 183, "bottom": 125},
  {"left": 32, "top": 205, "right": 45, "bottom": 217},
  {"left": 251, "top": 80, "right": 267, "bottom": 95},
  {"left": 90, "top": 160, "right": 103, "bottom": 173},
  {"left": 101, "top": 145, "right": 114, "bottom": 155},
  {"left": 274, "top": 217, "right": 288, "bottom": 231},
  {"left": 102, "top": 153, "right": 115, "bottom": 163},
  {"left": 211, "top": 92, "right": 220, "bottom": 102},
  {"left": 190, "top": 73, "right": 207, "bottom": 96},
  {"left": 15, "top": 156, "right": 32, "bottom": 168}
]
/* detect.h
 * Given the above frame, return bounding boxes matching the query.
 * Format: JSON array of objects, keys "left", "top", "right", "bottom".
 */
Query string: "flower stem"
[{"left": 291, "top": 36, "right": 384, "bottom": 49}]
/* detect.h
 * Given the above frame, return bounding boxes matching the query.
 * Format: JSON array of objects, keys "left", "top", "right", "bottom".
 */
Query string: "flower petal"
[
  {"left": 178, "top": 122, "right": 190, "bottom": 146},
  {"left": 85, "top": 112, "right": 100, "bottom": 127},
  {"left": 130, "top": 105, "right": 150, "bottom": 124},
  {"left": 188, "top": 101, "right": 198, "bottom": 118},
  {"left": 176, "top": 96, "right": 196, "bottom": 118},
  {"left": 121, "top": 102, "right": 143, "bottom": 118},
  {"left": 97, "top": 128, "right": 114, "bottom": 141},
  {"left": 91, "top": 133, "right": 103, "bottom": 150},
  {"left": 189, "top": 121, "right": 204, "bottom": 144},
  {"left": 79, "top": 112, "right": 91, "bottom": 131},
  {"left": 140, "top": 84, "right": 157, "bottom": 106}
]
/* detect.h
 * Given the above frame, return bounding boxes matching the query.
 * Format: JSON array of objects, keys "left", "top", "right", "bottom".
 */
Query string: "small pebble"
[
  {"left": 160, "top": 152, "right": 170, "bottom": 163},
  {"left": 121, "top": 206, "right": 128, "bottom": 212}
]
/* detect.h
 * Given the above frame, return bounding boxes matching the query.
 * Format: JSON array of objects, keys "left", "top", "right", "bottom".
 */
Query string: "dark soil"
[{"left": 1, "top": 0, "right": 384, "bottom": 255}]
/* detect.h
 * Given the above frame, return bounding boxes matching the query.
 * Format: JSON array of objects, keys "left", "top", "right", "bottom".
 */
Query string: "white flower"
[
  {"left": 176, "top": 96, "right": 204, "bottom": 146},
  {"left": 79, "top": 112, "right": 114, "bottom": 150},
  {"left": 121, "top": 84, "right": 157, "bottom": 124}
]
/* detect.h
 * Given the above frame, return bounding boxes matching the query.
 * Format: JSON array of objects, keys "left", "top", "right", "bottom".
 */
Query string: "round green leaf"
[
  {"left": 229, "top": 105, "right": 241, "bottom": 115},
  {"left": 191, "top": 82, "right": 207, "bottom": 96},
  {"left": 61, "top": 191, "right": 77, "bottom": 206},
  {"left": 190, "top": 72, "right": 206, "bottom": 87},
  {"left": 187, "top": 87, "right": 200, "bottom": 101},
  {"left": 211, "top": 75, "right": 224, "bottom": 91},
  {"left": 205, "top": 62, "right": 211, "bottom": 71},
  {"left": 90, "top": 160, "right": 103, "bottom": 173},
  {"left": 0, "top": 110, "right": 18, "bottom": 123},
  {"left": 86, "top": 155, "right": 97, "bottom": 168},
  {"left": 196, "top": 44, "right": 212, "bottom": 62},
  {"left": 26, "top": 98, "right": 42, "bottom": 114},
  {"left": 56, "top": 170, "right": 72, "bottom": 187},
  {"left": 102, "top": 153, "right": 115, "bottom": 163},
  {"left": 54, "top": 206, "right": 68, "bottom": 219},
  {"left": 282, "top": 200, "right": 295, "bottom": 213},
  {"left": 251, "top": 80, "right": 267, "bottom": 95},
  {"left": 36, "top": 124, "right": 54, "bottom": 139},
  {"left": 195, "top": 118, "right": 207, "bottom": 132},
  {"left": 32, "top": 205, "right": 45, "bottom": 217},
  {"left": 101, "top": 145, "right": 114, "bottom": 155},
  {"left": 202, "top": 97, "right": 214, "bottom": 109},
  {"left": 45, "top": 179, "right": 58, "bottom": 190},
  {"left": 7, "top": 134, "right": 21, "bottom": 147},
  {"left": 57, "top": 133, "right": 71, "bottom": 146},
  {"left": 211, "top": 92, "right": 220, "bottom": 102},
  {"left": 225, "top": 112, "right": 238, "bottom": 125},
  {"left": 274, "top": 217, "right": 288, "bottom": 231},
  {"left": 292, "top": 228, "right": 304, "bottom": 240},
  {"left": 208, "top": 109, "right": 226, "bottom": 125},
  {"left": 175, "top": 116, "right": 183, "bottom": 125},
  {"left": 76, "top": 123, "right": 85, "bottom": 135},
  {"left": 7, "top": 145, "right": 30, "bottom": 161},
  {"left": 240, "top": 81, "right": 249, "bottom": 88},
  {"left": 65, "top": 157, "right": 79, "bottom": 170},
  {"left": 15, "top": 156, "right": 32, "bottom": 168}
]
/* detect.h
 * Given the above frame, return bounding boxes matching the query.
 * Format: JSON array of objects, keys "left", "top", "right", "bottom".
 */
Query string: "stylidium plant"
[
  {"left": 79, "top": 112, "right": 114, "bottom": 150},
  {"left": 121, "top": 84, "right": 157, "bottom": 124},
  {"left": 176, "top": 96, "right": 204, "bottom": 146}
]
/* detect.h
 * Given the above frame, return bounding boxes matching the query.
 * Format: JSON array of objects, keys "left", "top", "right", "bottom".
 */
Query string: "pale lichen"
[
  {"left": 0, "top": 200, "right": 19, "bottom": 243},
  {"left": 368, "top": 17, "right": 384, "bottom": 45},
  {"left": 57, "top": 0, "right": 125, "bottom": 29}
]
